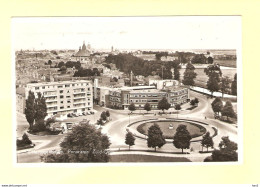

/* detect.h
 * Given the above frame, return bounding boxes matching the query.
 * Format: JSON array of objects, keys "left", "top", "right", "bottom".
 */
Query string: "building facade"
[
  {"left": 108, "top": 87, "right": 189, "bottom": 110},
  {"left": 25, "top": 80, "right": 93, "bottom": 117},
  {"left": 94, "top": 81, "right": 189, "bottom": 110}
]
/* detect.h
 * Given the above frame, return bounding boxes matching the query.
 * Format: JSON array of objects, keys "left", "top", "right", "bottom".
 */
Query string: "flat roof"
[
  {"left": 27, "top": 80, "right": 92, "bottom": 87},
  {"left": 130, "top": 89, "right": 166, "bottom": 94}
]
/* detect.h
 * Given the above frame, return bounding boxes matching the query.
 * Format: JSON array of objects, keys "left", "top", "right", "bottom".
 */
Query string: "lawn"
[
  {"left": 179, "top": 67, "right": 237, "bottom": 88},
  {"left": 109, "top": 154, "right": 191, "bottom": 162},
  {"left": 137, "top": 121, "right": 206, "bottom": 139},
  {"left": 214, "top": 59, "right": 237, "bottom": 68}
]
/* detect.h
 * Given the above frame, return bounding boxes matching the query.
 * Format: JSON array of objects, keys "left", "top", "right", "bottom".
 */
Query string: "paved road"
[{"left": 16, "top": 90, "right": 238, "bottom": 162}]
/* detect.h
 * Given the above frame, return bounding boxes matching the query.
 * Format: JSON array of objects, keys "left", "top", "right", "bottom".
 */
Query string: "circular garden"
[{"left": 137, "top": 120, "right": 206, "bottom": 139}]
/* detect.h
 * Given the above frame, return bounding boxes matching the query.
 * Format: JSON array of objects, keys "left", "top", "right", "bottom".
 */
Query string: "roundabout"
[{"left": 127, "top": 118, "right": 216, "bottom": 143}]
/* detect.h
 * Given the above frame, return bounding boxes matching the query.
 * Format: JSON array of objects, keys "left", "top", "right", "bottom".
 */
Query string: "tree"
[
  {"left": 173, "top": 66, "right": 180, "bottom": 81},
  {"left": 207, "top": 56, "right": 214, "bottom": 64},
  {"left": 97, "top": 118, "right": 104, "bottom": 126},
  {"left": 57, "top": 61, "right": 65, "bottom": 68},
  {"left": 231, "top": 73, "right": 237, "bottom": 95},
  {"left": 144, "top": 103, "right": 151, "bottom": 113},
  {"left": 125, "top": 131, "right": 135, "bottom": 150},
  {"left": 211, "top": 97, "right": 223, "bottom": 115},
  {"left": 41, "top": 121, "right": 111, "bottom": 162},
  {"left": 25, "top": 91, "right": 35, "bottom": 130},
  {"left": 60, "top": 66, "right": 67, "bottom": 74},
  {"left": 45, "top": 117, "right": 56, "bottom": 128},
  {"left": 201, "top": 132, "right": 214, "bottom": 152},
  {"left": 147, "top": 123, "right": 166, "bottom": 151},
  {"left": 34, "top": 92, "right": 47, "bottom": 123},
  {"left": 191, "top": 54, "right": 207, "bottom": 64},
  {"left": 112, "top": 77, "right": 118, "bottom": 82},
  {"left": 206, "top": 72, "right": 220, "bottom": 97},
  {"left": 157, "top": 97, "right": 171, "bottom": 113},
  {"left": 128, "top": 103, "right": 136, "bottom": 113},
  {"left": 22, "top": 133, "right": 32, "bottom": 145},
  {"left": 190, "top": 99, "right": 195, "bottom": 106},
  {"left": 220, "top": 76, "right": 231, "bottom": 98},
  {"left": 205, "top": 136, "right": 238, "bottom": 162},
  {"left": 194, "top": 98, "right": 199, "bottom": 104},
  {"left": 175, "top": 104, "right": 181, "bottom": 118},
  {"left": 105, "top": 110, "right": 110, "bottom": 119},
  {"left": 100, "top": 111, "right": 107, "bottom": 121},
  {"left": 221, "top": 101, "right": 236, "bottom": 120},
  {"left": 182, "top": 63, "right": 197, "bottom": 86},
  {"left": 173, "top": 125, "right": 192, "bottom": 153}
]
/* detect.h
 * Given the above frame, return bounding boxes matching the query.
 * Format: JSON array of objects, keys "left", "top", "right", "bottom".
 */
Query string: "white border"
[{"left": 12, "top": 16, "right": 243, "bottom": 167}]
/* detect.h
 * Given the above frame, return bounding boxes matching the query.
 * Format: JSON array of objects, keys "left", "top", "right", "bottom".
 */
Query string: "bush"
[
  {"left": 137, "top": 123, "right": 146, "bottom": 134},
  {"left": 31, "top": 119, "right": 46, "bottom": 132},
  {"left": 17, "top": 133, "right": 32, "bottom": 147},
  {"left": 204, "top": 156, "right": 213, "bottom": 162}
]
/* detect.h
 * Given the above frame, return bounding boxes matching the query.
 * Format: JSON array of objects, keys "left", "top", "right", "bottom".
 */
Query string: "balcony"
[
  {"left": 45, "top": 97, "right": 58, "bottom": 102},
  {"left": 73, "top": 99, "right": 86, "bottom": 104}
]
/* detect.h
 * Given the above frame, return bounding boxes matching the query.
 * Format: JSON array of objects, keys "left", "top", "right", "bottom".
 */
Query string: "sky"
[{"left": 12, "top": 16, "right": 241, "bottom": 51}]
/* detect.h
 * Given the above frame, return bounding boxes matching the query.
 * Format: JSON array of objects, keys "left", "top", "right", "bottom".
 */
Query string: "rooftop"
[
  {"left": 26, "top": 80, "right": 91, "bottom": 87},
  {"left": 16, "top": 87, "right": 25, "bottom": 96}
]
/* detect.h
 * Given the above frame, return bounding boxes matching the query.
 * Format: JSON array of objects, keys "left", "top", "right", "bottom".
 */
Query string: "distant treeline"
[{"left": 105, "top": 54, "right": 180, "bottom": 79}]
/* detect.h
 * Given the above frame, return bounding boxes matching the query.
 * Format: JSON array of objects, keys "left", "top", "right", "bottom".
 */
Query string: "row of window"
[
  {"left": 35, "top": 82, "right": 90, "bottom": 90},
  {"left": 129, "top": 99, "right": 158, "bottom": 103},
  {"left": 129, "top": 94, "right": 166, "bottom": 98}
]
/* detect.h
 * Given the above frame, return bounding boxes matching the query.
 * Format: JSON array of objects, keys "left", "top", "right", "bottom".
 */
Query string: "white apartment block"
[{"left": 25, "top": 80, "right": 93, "bottom": 117}]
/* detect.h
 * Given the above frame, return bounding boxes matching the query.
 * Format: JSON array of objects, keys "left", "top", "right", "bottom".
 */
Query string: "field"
[
  {"left": 180, "top": 67, "right": 237, "bottom": 88},
  {"left": 214, "top": 59, "right": 237, "bottom": 68},
  {"left": 109, "top": 154, "right": 191, "bottom": 162},
  {"left": 138, "top": 121, "right": 205, "bottom": 139}
]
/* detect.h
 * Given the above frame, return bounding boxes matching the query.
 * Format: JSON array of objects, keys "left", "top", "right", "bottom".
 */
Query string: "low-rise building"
[{"left": 94, "top": 81, "right": 189, "bottom": 110}]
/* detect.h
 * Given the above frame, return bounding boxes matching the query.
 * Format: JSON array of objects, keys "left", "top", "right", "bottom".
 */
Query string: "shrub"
[{"left": 17, "top": 133, "right": 32, "bottom": 147}]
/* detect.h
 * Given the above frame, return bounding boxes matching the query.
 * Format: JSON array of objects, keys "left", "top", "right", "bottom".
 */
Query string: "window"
[
  {"left": 42, "top": 86, "right": 45, "bottom": 89},
  {"left": 72, "top": 84, "right": 75, "bottom": 87},
  {"left": 67, "top": 90, "right": 70, "bottom": 93},
  {"left": 66, "top": 96, "right": 70, "bottom": 98},
  {"left": 67, "top": 106, "right": 70, "bottom": 108},
  {"left": 60, "top": 106, "right": 64, "bottom": 109},
  {"left": 60, "top": 95, "right": 64, "bottom": 99},
  {"left": 58, "top": 85, "right": 63, "bottom": 88},
  {"left": 67, "top": 100, "right": 71, "bottom": 103},
  {"left": 35, "top": 87, "right": 39, "bottom": 90},
  {"left": 65, "top": 84, "right": 70, "bottom": 88},
  {"left": 61, "top": 101, "right": 63, "bottom": 104},
  {"left": 60, "top": 90, "right": 63, "bottom": 94}
]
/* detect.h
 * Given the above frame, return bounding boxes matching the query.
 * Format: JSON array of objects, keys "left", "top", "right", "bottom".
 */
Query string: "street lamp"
[{"left": 129, "top": 113, "right": 130, "bottom": 125}]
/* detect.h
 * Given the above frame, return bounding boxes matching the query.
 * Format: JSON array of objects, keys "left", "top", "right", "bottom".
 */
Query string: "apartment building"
[{"left": 25, "top": 80, "right": 93, "bottom": 117}]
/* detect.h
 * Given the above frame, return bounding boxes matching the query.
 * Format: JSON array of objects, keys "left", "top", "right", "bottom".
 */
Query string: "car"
[
  {"left": 82, "top": 112, "right": 86, "bottom": 116},
  {"left": 87, "top": 111, "right": 91, "bottom": 115},
  {"left": 67, "top": 113, "right": 73, "bottom": 118},
  {"left": 72, "top": 113, "right": 79, "bottom": 117},
  {"left": 89, "top": 111, "right": 94, "bottom": 114}
]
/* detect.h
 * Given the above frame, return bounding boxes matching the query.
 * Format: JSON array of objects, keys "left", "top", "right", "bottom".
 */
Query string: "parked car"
[
  {"left": 72, "top": 113, "right": 79, "bottom": 117},
  {"left": 89, "top": 111, "right": 94, "bottom": 114},
  {"left": 82, "top": 112, "right": 86, "bottom": 116},
  {"left": 67, "top": 113, "right": 73, "bottom": 118}
]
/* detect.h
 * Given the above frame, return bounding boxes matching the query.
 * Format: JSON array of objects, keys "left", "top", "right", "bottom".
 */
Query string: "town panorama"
[{"left": 16, "top": 40, "right": 238, "bottom": 163}]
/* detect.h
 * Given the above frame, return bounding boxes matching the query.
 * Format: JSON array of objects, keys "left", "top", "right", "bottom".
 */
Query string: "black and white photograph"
[{"left": 13, "top": 16, "right": 242, "bottom": 164}]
